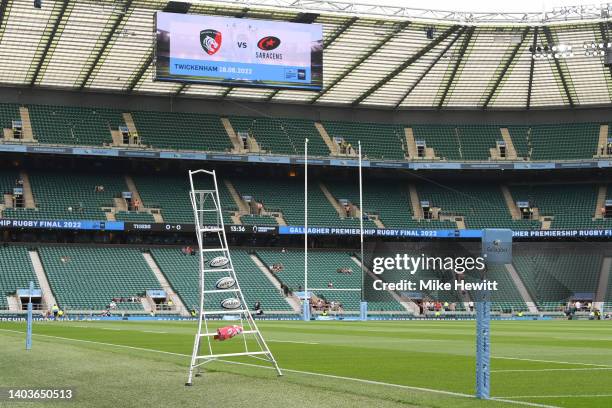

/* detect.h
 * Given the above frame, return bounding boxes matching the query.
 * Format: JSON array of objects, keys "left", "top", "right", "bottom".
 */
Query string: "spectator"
[
  {"left": 254, "top": 301, "right": 263, "bottom": 315},
  {"left": 327, "top": 281, "right": 334, "bottom": 289}
]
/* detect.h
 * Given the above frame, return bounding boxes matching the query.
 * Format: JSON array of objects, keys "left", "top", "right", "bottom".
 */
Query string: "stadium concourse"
[{"left": 1, "top": 0, "right": 612, "bottom": 407}]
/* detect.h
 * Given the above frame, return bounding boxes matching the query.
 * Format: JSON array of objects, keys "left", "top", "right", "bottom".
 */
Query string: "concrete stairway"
[
  {"left": 249, "top": 254, "right": 301, "bottom": 312},
  {"left": 505, "top": 263, "right": 538, "bottom": 313},
  {"left": 499, "top": 128, "right": 519, "bottom": 159},
  {"left": 500, "top": 185, "right": 521, "bottom": 220},
  {"left": 596, "top": 124, "right": 609, "bottom": 157},
  {"left": 19, "top": 107, "right": 36, "bottom": 142},
  {"left": 315, "top": 122, "right": 339, "bottom": 155},
  {"left": 594, "top": 257, "right": 611, "bottom": 311},
  {"left": 142, "top": 252, "right": 190, "bottom": 316},
  {"left": 124, "top": 175, "right": 163, "bottom": 222},
  {"left": 6, "top": 295, "right": 20, "bottom": 312},
  {"left": 221, "top": 117, "right": 246, "bottom": 153},
  {"left": 114, "top": 197, "right": 128, "bottom": 212},
  {"left": 122, "top": 113, "right": 138, "bottom": 137},
  {"left": 404, "top": 128, "right": 418, "bottom": 159},
  {"left": 351, "top": 256, "right": 419, "bottom": 314},
  {"left": 28, "top": 249, "right": 57, "bottom": 309},
  {"left": 19, "top": 171, "right": 36, "bottom": 209},
  {"left": 319, "top": 183, "right": 346, "bottom": 218},
  {"left": 594, "top": 185, "right": 607, "bottom": 219},
  {"left": 408, "top": 184, "right": 423, "bottom": 219}
]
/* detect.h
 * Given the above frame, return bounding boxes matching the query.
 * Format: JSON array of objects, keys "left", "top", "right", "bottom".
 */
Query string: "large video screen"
[{"left": 154, "top": 12, "right": 323, "bottom": 90}]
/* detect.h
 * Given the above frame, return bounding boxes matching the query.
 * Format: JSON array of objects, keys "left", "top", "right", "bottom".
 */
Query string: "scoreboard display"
[{"left": 154, "top": 12, "right": 323, "bottom": 90}]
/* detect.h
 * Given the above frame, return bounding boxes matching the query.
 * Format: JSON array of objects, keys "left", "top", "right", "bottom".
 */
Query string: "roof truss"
[{"left": 436, "top": 26, "right": 474, "bottom": 108}]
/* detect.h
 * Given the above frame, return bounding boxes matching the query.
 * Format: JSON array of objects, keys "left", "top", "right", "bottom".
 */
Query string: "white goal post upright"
[
  {"left": 185, "top": 169, "right": 282, "bottom": 386},
  {"left": 303, "top": 138, "right": 311, "bottom": 321},
  {"left": 358, "top": 141, "right": 367, "bottom": 321}
]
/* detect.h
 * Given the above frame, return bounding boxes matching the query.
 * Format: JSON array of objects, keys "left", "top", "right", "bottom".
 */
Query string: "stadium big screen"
[{"left": 154, "top": 12, "right": 323, "bottom": 90}]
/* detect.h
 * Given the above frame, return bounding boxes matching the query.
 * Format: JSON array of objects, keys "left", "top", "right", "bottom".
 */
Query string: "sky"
[{"left": 334, "top": 0, "right": 601, "bottom": 13}]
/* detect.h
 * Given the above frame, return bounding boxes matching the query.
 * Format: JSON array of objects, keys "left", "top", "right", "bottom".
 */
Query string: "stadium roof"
[{"left": 0, "top": 0, "right": 610, "bottom": 109}]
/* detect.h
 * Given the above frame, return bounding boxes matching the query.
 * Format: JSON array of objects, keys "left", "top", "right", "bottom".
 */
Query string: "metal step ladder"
[{"left": 186, "top": 169, "right": 282, "bottom": 386}]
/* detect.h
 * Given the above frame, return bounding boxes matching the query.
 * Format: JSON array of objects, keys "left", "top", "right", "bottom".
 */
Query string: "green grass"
[{"left": 0, "top": 320, "right": 611, "bottom": 407}]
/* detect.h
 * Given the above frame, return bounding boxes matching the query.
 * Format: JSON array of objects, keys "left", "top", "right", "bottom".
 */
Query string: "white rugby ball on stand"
[{"left": 209, "top": 256, "right": 229, "bottom": 268}]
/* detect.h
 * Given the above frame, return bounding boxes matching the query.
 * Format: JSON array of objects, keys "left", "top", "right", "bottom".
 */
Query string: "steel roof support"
[
  {"left": 542, "top": 26, "right": 575, "bottom": 107},
  {"left": 29, "top": 0, "right": 71, "bottom": 86},
  {"left": 310, "top": 20, "right": 411, "bottom": 103},
  {"left": 394, "top": 27, "right": 464, "bottom": 109},
  {"left": 78, "top": 0, "right": 134, "bottom": 89},
  {"left": 351, "top": 25, "right": 460, "bottom": 106},
  {"left": 436, "top": 26, "right": 474, "bottom": 108},
  {"left": 482, "top": 26, "right": 531, "bottom": 108}
]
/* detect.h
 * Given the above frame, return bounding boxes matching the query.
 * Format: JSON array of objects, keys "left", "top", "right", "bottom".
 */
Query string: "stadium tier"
[
  {"left": 512, "top": 249, "right": 602, "bottom": 311},
  {"left": 256, "top": 249, "right": 403, "bottom": 311},
  {"left": 1, "top": 102, "right": 608, "bottom": 163},
  {"left": 510, "top": 183, "right": 600, "bottom": 229},
  {"left": 3, "top": 172, "right": 126, "bottom": 221},
  {"left": 150, "top": 247, "right": 291, "bottom": 312},
  {"left": 322, "top": 120, "right": 405, "bottom": 160},
  {"left": 0, "top": 246, "right": 39, "bottom": 310},
  {"left": 229, "top": 116, "right": 327, "bottom": 156},
  {"left": 325, "top": 180, "right": 423, "bottom": 229},
  {"left": 417, "top": 183, "right": 540, "bottom": 230},
  {"left": 37, "top": 246, "right": 161, "bottom": 311},
  {"left": 231, "top": 178, "right": 369, "bottom": 228},
  {"left": 132, "top": 174, "right": 235, "bottom": 224},
  {"left": 28, "top": 105, "right": 124, "bottom": 146},
  {"left": 131, "top": 111, "right": 232, "bottom": 152}
]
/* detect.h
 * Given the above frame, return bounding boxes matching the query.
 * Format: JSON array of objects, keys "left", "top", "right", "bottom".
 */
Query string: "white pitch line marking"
[
  {"left": 492, "top": 367, "right": 612, "bottom": 373},
  {"left": 496, "top": 394, "right": 612, "bottom": 399},
  {"left": 268, "top": 340, "right": 319, "bottom": 345},
  {"left": 0, "top": 328, "right": 560, "bottom": 408},
  {"left": 494, "top": 356, "right": 612, "bottom": 368}
]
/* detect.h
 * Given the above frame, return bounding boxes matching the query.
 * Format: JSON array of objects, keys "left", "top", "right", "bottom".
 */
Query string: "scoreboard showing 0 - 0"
[{"left": 154, "top": 12, "right": 323, "bottom": 90}]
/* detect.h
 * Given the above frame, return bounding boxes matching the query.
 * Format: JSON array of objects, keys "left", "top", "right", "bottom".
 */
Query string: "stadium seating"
[
  {"left": 38, "top": 246, "right": 161, "bottom": 310},
  {"left": 3, "top": 172, "right": 126, "bottom": 221},
  {"left": 150, "top": 247, "right": 291, "bottom": 312},
  {"left": 512, "top": 248, "right": 601, "bottom": 311},
  {"left": 463, "top": 265, "right": 527, "bottom": 312},
  {"left": 132, "top": 175, "right": 235, "bottom": 224},
  {"left": 0, "top": 169, "right": 19, "bottom": 197},
  {"left": 411, "top": 125, "right": 461, "bottom": 160},
  {"left": 322, "top": 121, "right": 405, "bottom": 160},
  {"left": 115, "top": 211, "right": 156, "bottom": 223},
  {"left": 131, "top": 111, "right": 232, "bottom": 152},
  {"left": 325, "top": 180, "right": 423, "bottom": 229},
  {"left": 229, "top": 116, "right": 328, "bottom": 156},
  {"left": 456, "top": 125, "right": 502, "bottom": 160},
  {"left": 240, "top": 215, "right": 278, "bottom": 226},
  {"left": 256, "top": 249, "right": 403, "bottom": 311},
  {"left": 0, "top": 103, "right": 20, "bottom": 130},
  {"left": 510, "top": 183, "right": 599, "bottom": 229},
  {"left": 505, "top": 126, "right": 531, "bottom": 158},
  {"left": 231, "top": 177, "right": 369, "bottom": 227},
  {"left": 505, "top": 124, "right": 600, "bottom": 160},
  {"left": 28, "top": 105, "right": 124, "bottom": 146},
  {"left": 417, "top": 183, "right": 539, "bottom": 229},
  {"left": 0, "top": 246, "right": 39, "bottom": 310}
]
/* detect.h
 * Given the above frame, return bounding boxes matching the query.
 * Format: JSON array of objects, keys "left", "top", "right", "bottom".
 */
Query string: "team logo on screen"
[
  {"left": 257, "top": 36, "right": 281, "bottom": 51},
  {"left": 200, "top": 29, "right": 222, "bottom": 55}
]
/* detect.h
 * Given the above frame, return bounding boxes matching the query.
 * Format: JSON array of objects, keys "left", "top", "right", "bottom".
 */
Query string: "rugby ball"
[
  {"left": 215, "top": 276, "right": 236, "bottom": 290},
  {"left": 209, "top": 256, "right": 229, "bottom": 268},
  {"left": 220, "top": 298, "right": 241, "bottom": 310}
]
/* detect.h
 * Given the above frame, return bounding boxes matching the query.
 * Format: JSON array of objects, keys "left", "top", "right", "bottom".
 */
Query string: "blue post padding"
[
  {"left": 360, "top": 301, "right": 368, "bottom": 321},
  {"left": 302, "top": 298, "right": 310, "bottom": 321},
  {"left": 475, "top": 292, "right": 491, "bottom": 399},
  {"left": 26, "top": 281, "right": 33, "bottom": 350}
]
